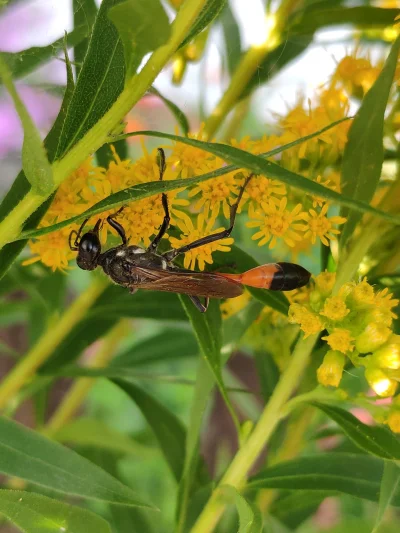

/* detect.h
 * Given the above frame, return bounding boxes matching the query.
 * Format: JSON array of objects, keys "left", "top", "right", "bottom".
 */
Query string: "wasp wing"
[{"left": 131, "top": 266, "right": 243, "bottom": 299}]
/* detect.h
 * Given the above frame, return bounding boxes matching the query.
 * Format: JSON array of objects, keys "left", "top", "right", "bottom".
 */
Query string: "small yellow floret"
[
  {"left": 365, "top": 367, "right": 398, "bottom": 398},
  {"left": 355, "top": 323, "right": 392, "bottom": 354},
  {"left": 317, "top": 350, "right": 345, "bottom": 387},
  {"left": 320, "top": 296, "right": 350, "bottom": 321},
  {"left": 314, "top": 271, "right": 336, "bottom": 296},
  {"left": 322, "top": 328, "right": 354, "bottom": 354}
]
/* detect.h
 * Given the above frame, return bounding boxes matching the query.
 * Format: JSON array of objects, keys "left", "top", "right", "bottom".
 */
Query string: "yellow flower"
[
  {"left": 241, "top": 175, "right": 286, "bottom": 211},
  {"left": 349, "top": 277, "right": 375, "bottom": 307},
  {"left": 23, "top": 226, "right": 76, "bottom": 272},
  {"left": 288, "top": 304, "right": 325, "bottom": 337},
  {"left": 311, "top": 175, "right": 337, "bottom": 209},
  {"left": 365, "top": 367, "right": 398, "bottom": 398},
  {"left": 322, "top": 328, "right": 355, "bottom": 353},
  {"left": 373, "top": 342, "right": 400, "bottom": 370},
  {"left": 168, "top": 126, "right": 215, "bottom": 178},
  {"left": 302, "top": 204, "right": 346, "bottom": 246},
  {"left": 247, "top": 197, "right": 307, "bottom": 249},
  {"left": 374, "top": 288, "right": 399, "bottom": 318},
  {"left": 388, "top": 410, "right": 400, "bottom": 433},
  {"left": 188, "top": 173, "right": 241, "bottom": 222},
  {"left": 168, "top": 214, "right": 234, "bottom": 271},
  {"left": 317, "top": 350, "right": 345, "bottom": 387},
  {"left": 320, "top": 296, "right": 350, "bottom": 321}
]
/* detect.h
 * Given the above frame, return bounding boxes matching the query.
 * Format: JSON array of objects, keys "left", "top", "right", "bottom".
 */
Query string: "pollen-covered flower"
[
  {"left": 241, "top": 175, "right": 286, "bottom": 211},
  {"left": 188, "top": 173, "right": 241, "bottom": 222},
  {"left": 320, "top": 296, "right": 350, "bottom": 321},
  {"left": 288, "top": 304, "right": 325, "bottom": 337},
  {"left": 302, "top": 204, "right": 346, "bottom": 246},
  {"left": 322, "top": 328, "right": 355, "bottom": 354},
  {"left": 317, "top": 350, "right": 345, "bottom": 387},
  {"left": 247, "top": 197, "right": 307, "bottom": 249},
  {"left": 168, "top": 214, "right": 233, "bottom": 271}
]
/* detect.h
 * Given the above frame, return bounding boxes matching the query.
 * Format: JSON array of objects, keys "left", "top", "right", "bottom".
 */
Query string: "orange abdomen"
[{"left": 220, "top": 262, "right": 311, "bottom": 291}]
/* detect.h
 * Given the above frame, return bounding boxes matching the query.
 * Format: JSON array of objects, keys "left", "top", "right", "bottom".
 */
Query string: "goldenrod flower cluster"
[{"left": 288, "top": 272, "right": 399, "bottom": 398}]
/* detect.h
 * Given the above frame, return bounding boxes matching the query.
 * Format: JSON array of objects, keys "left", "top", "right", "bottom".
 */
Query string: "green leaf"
[
  {"left": 19, "top": 117, "right": 366, "bottom": 241},
  {"left": 290, "top": 7, "right": 400, "bottom": 35},
  {"left": 247, "top": 453, "right": 388, "bottom": 504},
  {"left": 73, "top": 0, "right": 98, "bottom": 78},
  {"left": 148, "top": 86, "right": 190, "bottom": 136},
  {"left": 254, "top": 350, "right": 280, "bottom": 404},
  {"left": 0, "top": 26, "right": 88, "bottom": 83},
  {"left": 41, "top": 287, "right": 187, "bottom": 372},
  {"left": 0, "top": 55, "right": 53, "bottom": 195},
  {"left": 0, "top": 489, "right": 111, "bottom": 533},
  {"left": 373, "top": 461, "right": 400, "bottom": 532},
  {"left": 179, "top": 0, "right": 226, "bottom": 49},
  {"left": 220, "top": 3, "right": 242, "bottom": 75},
  {"left": 54, "top": 417, "right": 154, "bottom": 457},
  {"left": 311, "top": 402, "right": 400, "bottom": 460},
  {"left": 111, "top": 379, "right": 186, "bottom": 482},
  {"left": 0, "top": 27, "right": 76, "bottom": 281},
  {"left": 222, "top": 486, "right": 263, "bottom": 533},
  {"left": 108, "top": 0, "right": 170, "bottom": 78},
  {"left": 179, "top": 296, "right": 239, "bottom": 430},
  {"left": 270, "top": 490, "right": 333, "bottom": 529},
  {"left": 340, "top": 37, "right": 400, "bottom": 246},
  {"left": 0, "top": 416, "right": 155, "bottom": 508},
  {"left": 56, "top": 0, "right": 126, "bottom": 157},
  {"left": 113, "top": 328, "right": 198, "bottom": 366}
]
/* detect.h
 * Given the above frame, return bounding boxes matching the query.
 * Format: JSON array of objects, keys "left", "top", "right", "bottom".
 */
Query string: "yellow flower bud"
[
  {"left": 314, "top": 271, "right": 336, "bottom": 296},
  {"left": 387, "top": 410, "right": 400, "bottom": 433},
  {"left": 172, "top": 53, "right": 187, "bottom": 84},
  {"left": 373, "top": 342, "right": 400, "bottom": 370},
  {"left": 365, "top": 367, "right": 398, "bottom": 398},
  {"left": 362, "top": 307, "right": 393, "bottom": 328},
  {"left": 355, "top": 323, "right": 392, "bottom": 354},
  {"left": 317, "top": 350, "right": 345, "bottom": 387},
  {"left": 348, "top": 278, "right": 375, "bottom": 308},
  {"left": 320, "top": 296, "right": 350, "bottom": 321}
]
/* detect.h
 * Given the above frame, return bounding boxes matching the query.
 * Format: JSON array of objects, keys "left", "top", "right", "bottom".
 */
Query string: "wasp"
[{"left": 69, "top": 149, "right": 311, "bottom": 312}]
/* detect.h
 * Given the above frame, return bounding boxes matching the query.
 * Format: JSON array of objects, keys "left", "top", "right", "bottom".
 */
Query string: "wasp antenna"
[{"left": 156, "top": 148, "right": 166, "bottom": 180}]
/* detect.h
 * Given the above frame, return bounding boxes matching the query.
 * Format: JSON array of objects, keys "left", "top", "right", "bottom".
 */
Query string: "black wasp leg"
[
  {"left": 163, "top": 174, "right": 253, "bottom": 262},
  {"left": 107, "top": 207, "right": 127, "bottom": 246},
  {"left": 189, "top": 295, "right": 209, "bottom": 313},
  {"left": 69, "top": 217, "right": 90, "bottom": 250},
  {"left": 148, "top": 148, "right": 170, "bottom": 252}
]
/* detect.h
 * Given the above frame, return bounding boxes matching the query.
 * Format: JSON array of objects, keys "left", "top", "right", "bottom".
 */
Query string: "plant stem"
[
  {"left": 0, "top": 0, "right": 208, "bottom": 250},
  {"left": 202, "top": 0, "right": 298, "bottom": 140},
  {"left": 0, "top": 277, "right": 107, "bottom": 410},
  {"left": 190, "top": 333, "right": 318, "bottom": 533},
  {"left": 44, "top": 319, "right": 129, "bottom": 436}
]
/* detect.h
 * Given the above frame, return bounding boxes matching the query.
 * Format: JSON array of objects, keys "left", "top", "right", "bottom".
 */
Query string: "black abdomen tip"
[{"left": 270, "top": 262, "right": 311, "bottom": 291}]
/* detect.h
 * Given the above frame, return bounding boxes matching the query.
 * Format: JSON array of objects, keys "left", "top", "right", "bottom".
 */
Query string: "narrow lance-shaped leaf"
[
  {"left": 179, "top": 0, "right": 226, "bottom": 49},
  {"left": 247, "top": 453, "right": 395, "bottom": 505},
  {"left": 222, "top": 486, "right": 263, "bottom": 533},
  {"left": 108, "top": 0, "right": 171, "bottom": 78},
  {"left": 0, "top": 416, "right": 155, "bottom": 509},
  {"left": 0, "top": 55, "right": 53, "bottom": 196},
  {"left": 0, "top": 489, "right": 111, "bottom": 533},
  {"left": 73, "top": 0, "right": 98, "bottom": 78},
  {"left": 340, "top": 37, "right": 400, "bottom": 246},
  {"left": 311, "top": 402, "right": 400, "bottom": 460},
  {"left": 148, "top": 86, "right": 190, "bottom": 136},
  {"left": 372, "top": 461, "right": 400, "bottom": 533}
]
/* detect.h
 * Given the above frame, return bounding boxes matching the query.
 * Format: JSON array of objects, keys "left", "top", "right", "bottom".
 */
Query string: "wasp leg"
[
  {"left": 189, "top": 295, "right": 209, "bottom": 313},
  {"left": 148, "top": 148, "right": 170, "bottom": 252},
  {"left": 163, "top": 174, "right": 253, "bottom": 262},
  {"left": 107, "top": 209, "right": 127, "bottom": 246},
  {"left": 69, "top": 217, "right": 90, "bottom": 250}
]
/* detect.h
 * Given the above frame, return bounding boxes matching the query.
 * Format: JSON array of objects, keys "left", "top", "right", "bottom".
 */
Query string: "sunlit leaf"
[
  {"left": 340, "top": 37, "right": 400, "bottom": 246},
  {"left": 108, "top": 0, "right": 170, "bottom": 78},
  {"left": 0, "top": 490, "right": 111, "bottom": 533},
  {"left": 179, "top": 0, "right": 226, "bottom": 49},
  {"left": 0, "top": 55, "right": 53, "bottom": 195}
]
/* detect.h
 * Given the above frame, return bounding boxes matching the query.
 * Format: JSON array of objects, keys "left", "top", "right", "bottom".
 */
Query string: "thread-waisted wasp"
[{"left": 69, "top": 149, "right": 311, "bottom": 312}]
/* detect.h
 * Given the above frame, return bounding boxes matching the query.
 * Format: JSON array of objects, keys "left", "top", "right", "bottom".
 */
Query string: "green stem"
[
  {"left": 0, "top": 277, "right": 107, "bottom": 410},
  {"left": 190, "top": 333, "right": 318, "bottom": 533},
  {"left": 0, "top": 0, "right": 208, "bottom": 250}
]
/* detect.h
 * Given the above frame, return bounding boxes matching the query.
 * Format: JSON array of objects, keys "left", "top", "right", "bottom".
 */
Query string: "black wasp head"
[{"left": 76, "top": 220, "right": 102, "bottom": 271}]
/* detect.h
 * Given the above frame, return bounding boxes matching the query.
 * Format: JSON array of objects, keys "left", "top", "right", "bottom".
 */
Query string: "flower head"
[
  {"left": 168, "top": 214, "right": 233, "bottom": 271},
  {"left": 247, "top": 197, "right": 307, "bottom": 249},
  {"left": 320, "top": 296, "right": 350, "bottom": 321},
  {"left": 322, "top": 328, "right": 355, "bottom": 354},
  {"left": 317, "top": 350, "right": 345, "bottom": 387},
  {"left": 302, "top": 204, "right": 346, "bottom": 246}
]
